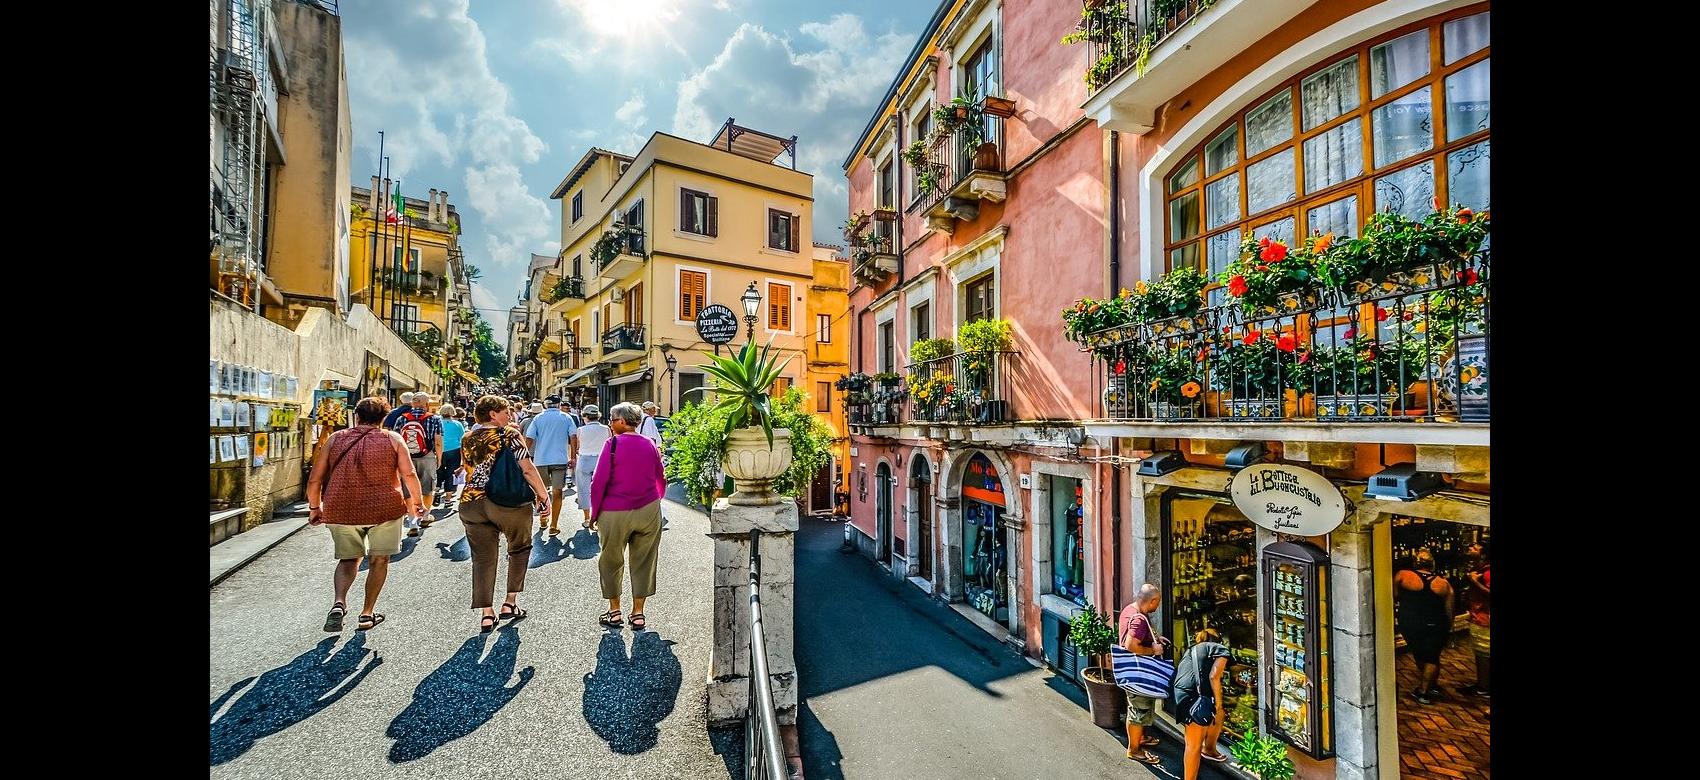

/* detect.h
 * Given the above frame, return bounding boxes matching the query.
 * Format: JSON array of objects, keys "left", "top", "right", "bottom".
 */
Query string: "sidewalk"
[{"left": 793, "top": 515, "right": 1238, "bottom": 780}]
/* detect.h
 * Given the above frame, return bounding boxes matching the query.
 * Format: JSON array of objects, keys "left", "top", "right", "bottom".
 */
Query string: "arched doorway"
[
  {"left": 875, "top": 461, "right": 893, "bottom": 564},
  {"left": 961, "top": 452, "right": 1009, "bottom": 623},
  {"left": 910, "top": 454, "right": 933, "bottom": 583}
]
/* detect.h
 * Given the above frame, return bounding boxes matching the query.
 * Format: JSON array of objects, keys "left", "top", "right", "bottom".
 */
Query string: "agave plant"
[{"left": 683, "top": 339, "right": 795, "bottom": 447}]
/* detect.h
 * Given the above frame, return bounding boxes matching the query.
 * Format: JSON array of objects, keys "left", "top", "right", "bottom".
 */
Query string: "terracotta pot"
[
  {"left": 973, "top": 142, "right": 1000, "bottom": 171},
  {"left": 872, "top": 206, "right": 897, "bottom": 222},
  {"left": 1204, "top": 389, "right": 1224, "bottom": 417},
  {"left": 1082, "top": 667, "right": 1127, "bottom": 729},
  {"left": 953, "top": 106, "right": 970, "bottom": 120},
  {"left": 981, "top": 95, "right": 1017, "bottom": 118}
]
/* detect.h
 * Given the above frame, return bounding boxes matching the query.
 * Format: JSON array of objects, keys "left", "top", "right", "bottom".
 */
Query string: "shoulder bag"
[
  {"left": 1110, "top": 613, "right": 1176, "bottom": 698},
  {"left": 486, "top": 430, "right": 537, "bottom": 508},
  {"left": 1182, "top": 643, "right": 1219, "bottom": 725}
]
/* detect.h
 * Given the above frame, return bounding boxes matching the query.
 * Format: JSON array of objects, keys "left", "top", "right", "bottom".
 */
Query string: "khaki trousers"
[
  {"left": 597, "top": 501, "right": 662, "bottom": 600},
  {"left": 461, "top": 498, "right": 533, "bottom": 609}
]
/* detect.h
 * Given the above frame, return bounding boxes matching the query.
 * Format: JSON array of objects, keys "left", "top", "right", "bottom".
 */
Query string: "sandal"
[
  {"left": 548, "top": 527, "right": 560, "bottom": 538},
  {"left": 499, "top": 603, "right": 528, "bottom": 622},
  {"left": 1126, "top": 750, "right": 1161, "bottom": 765},
  {"left": 479, "top": 613, "right": 497, "bottom": 633},
  {"left": 1202, "top": 752, "right": 1229, "bottom": 763},
  {"left": 356, "top": 613, "right": 386, "bottom": 631},
  {"left": 323, "top": 602, "right": 346, "bottom": 633},
  {"left": 598, "top": 609, "right": 624, "bottom": 628},
  {"left": 629, "top": 613, "right": 646, "bottom": 631},
  {"left": 1140, "top": 736, "right": 1160, "bottom": 747}
]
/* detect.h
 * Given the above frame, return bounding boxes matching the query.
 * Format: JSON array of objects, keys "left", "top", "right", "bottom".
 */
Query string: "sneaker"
[
  {"left": 1455, "top": 684, "right": 1490, "bottom": 698},
  {"left": 1410, "top": 690, "right": 1433, "bottom": 705}
]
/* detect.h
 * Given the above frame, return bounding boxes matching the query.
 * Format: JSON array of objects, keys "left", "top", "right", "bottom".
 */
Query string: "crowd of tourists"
[{"left": 304, "top": 392, "right": 671, "bottom": 634}]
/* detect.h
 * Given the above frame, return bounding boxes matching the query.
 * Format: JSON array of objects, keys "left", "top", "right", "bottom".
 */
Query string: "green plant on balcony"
[
  {"left": 1220, "top": 233, "right": 1330, "bottom": 315},
  {"left": 902, "top": 139, "right": 928, "bottom": 169},
  {"left": 1326, "top": 206, "right": 1490, "bottom": 290},
  {"left": 958, "top": 319, "right": 1012, "bottom": 384},
  {"left": 842, "top": 210, "right": 871, "bottom": 239},
  {"left": 909, "top": 337, "right": 956, "bottom": 365},
  {"left": 590, "top": 223, "right": 643, "bottom": 272},
  {"left": 1062, "top": 2, "right": 1130, "bottom": 89},
  {"left": 400, "top": 326, "right": 444, "bottom": 365},
  {"left": 1210, "top": 333, "right": 1302, "bottom": 397},
  {"left": 1131, "top": 343, "right": 1203, "bottom": 406},
  {"left": 916, "top": 167, "right": 941, "bottom": 198},
  {"left": 909, "top": 369, "right": 956, "bottom": 419},
  {"left": 1294, "top": 333, "right": 1426, "bottom": 398}
]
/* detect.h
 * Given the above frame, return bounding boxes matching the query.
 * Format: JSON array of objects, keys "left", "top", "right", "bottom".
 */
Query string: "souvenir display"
[{"left": 1263, "top": 540, "right": 1333, "bottom": 759}]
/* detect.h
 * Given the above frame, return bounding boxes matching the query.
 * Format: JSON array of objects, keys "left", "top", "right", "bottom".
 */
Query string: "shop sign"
[
  {"left": 1229, "top": 464, "right": 1346, "bottom": 536},
  {"left": 695, "top": 304, "right": 739, "bottom": 345}
]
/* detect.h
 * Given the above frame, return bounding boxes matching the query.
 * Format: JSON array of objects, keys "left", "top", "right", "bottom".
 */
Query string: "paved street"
[
  {"left": 793, "top": 515, "right": 1235, "bottom": 780},
  {"left": 209, "top": 486, "right": 732, "bottom": 779}
]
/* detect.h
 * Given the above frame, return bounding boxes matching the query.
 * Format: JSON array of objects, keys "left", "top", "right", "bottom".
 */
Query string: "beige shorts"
[
  {"left": 1125, "top": 692, "right": 1156, "bottom": 726},
  {"left": 1469, "top": 621, "right": 1490, "bottom": 655},
  {"left": 327, "top": 518, "right": 404, "bottom": 560}
]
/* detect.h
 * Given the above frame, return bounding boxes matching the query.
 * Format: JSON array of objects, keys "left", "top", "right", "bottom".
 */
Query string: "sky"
[{"left": 341, "top": 0, "right": 938, "bottom": 338}]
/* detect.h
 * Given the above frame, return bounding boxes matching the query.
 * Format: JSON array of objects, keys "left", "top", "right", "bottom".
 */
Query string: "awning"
[
  {"left": 318, "top": 369, "right": 359, "bottom": 388},
  {"left": 562, "top": 367, "right": 598, "bottom": 387},
  {"left": 453, "top": 367, "right": 482, "bottom": 383},
  {"left": 607, "top": 368, "right": 654, "bottom": 387}
]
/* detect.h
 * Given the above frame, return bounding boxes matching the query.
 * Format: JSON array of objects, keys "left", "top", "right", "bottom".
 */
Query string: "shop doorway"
[
  {"left": 875, "top": 462, "right": 893, "bottom": 564},
  {"left": 961, "top": 453, "right": 1008, "bottom": 623},
  {"left": 1160, "top": 492, "right": 1263, "bottom": 743},
  {"left": 809, "top": 462, "right": 833, "bottom": 516},
  {"left": 910, "top": 454, "right": 933, "bottom": 582},
  {"left": 1048, "top": 475, "right": 1087, "bottom": 606},
  {"left": 1391, "top": 515, "right": 1491, "bottom": 780}
]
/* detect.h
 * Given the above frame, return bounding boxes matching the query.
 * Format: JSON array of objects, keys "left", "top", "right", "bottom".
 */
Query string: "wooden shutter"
[
  {"left": 680, "top": 270, "right": 706, "bottom": 321},
  {"left": 572, "top": 318, "right": 582, "bottom": 367},
  {"left": 768, "top": 282, "right": 791, "bottom": 330},
  {"left": 707, "top": 196, "right": 718, "bottom": 237},
  {"left": 680, "top": 189, "right": 691, "bottom": 232},
  {"left": 628, "top": 283, "right": 643, "bottom": 325},
  {"left": 789, "top": 214, "right": 800, "bottom": 252}
]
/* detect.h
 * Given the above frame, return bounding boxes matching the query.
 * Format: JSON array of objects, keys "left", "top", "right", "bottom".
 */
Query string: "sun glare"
[{"left": 581, "top": 0, "right": 678, "bottom": 37}]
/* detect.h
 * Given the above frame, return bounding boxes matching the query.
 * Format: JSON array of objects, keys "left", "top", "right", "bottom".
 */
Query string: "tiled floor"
[{"left": 1396, "top": 636, "right": 1490, "bottom": 779}]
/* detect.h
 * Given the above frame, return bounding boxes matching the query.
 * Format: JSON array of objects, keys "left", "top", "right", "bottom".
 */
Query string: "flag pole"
[{"left": 367, "top": 131, "right": 384, "bottom": 314}]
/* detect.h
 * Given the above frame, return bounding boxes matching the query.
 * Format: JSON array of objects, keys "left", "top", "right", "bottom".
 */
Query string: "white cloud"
[
  {"left": 673, "top": 16, "right": 914, "bottom": 243},
  {"left": 713, "top": 0, "right": 732, "bottom": 10},
  {"left": 464, "top": 164, "right": 555, "bottom": 271},
  {"left": 471, "top": 282, "right": 508, "bottom": 339},
  {"left": 615, "top": 92, "right": 648, "bottom": 126}
]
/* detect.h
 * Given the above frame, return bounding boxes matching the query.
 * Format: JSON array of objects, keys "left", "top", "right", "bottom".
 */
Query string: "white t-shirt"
[
  {"left": 638, "top": 415, "right": 662, "bottom": 446},
  {"left": 576, "top": 423, "right": 611, "bottom": 460}
]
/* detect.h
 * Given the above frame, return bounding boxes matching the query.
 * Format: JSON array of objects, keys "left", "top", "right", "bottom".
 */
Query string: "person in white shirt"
[
  {"left": 573, "top": 405, "right": 612, "bottom": 530},
  {"left": 637, "top": 401, "right": 668, "bottom": 530}
]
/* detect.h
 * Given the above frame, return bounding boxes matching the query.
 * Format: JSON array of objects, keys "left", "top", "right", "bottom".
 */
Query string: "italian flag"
[{"left": 385, "top": 184, "right": 402, "bottom": 224}]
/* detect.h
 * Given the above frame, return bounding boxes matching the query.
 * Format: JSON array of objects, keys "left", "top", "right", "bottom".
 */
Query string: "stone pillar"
[
  {"left": 706, "top": 500, "right": 799, "bottom": 727},
  {"left": 428, "top": 188, "right": 440, "bottom": 222},
  {"left": 369, "top": 176, "right": 380, "bottom": 211},
  {"left": 1328, "top": 513, "right": 1381, "bottom": 780}
]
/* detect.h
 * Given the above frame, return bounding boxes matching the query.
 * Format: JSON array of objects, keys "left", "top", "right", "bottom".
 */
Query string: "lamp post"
[
  {"left": 665, "top": 352, "right": 678, "bottom": 413},
  {"left": 740, "top": 281, "right": 762, "bottom": 343}
]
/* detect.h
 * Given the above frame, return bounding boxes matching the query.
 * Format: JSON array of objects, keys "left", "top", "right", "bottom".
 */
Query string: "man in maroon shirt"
[{"left": 1119, "top": 583, "right": 1171, "bottom": 764}]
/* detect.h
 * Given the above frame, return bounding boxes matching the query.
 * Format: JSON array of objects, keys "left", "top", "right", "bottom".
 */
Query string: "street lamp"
[
  {"left": 740, "top": 281, "right": 762, "bottom": 342},
  {"left": 665, "top": 351, "right": 678, "bottom": 413}
]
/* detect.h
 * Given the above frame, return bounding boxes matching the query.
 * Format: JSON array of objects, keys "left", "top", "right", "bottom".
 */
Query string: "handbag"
[
  {"left": 1182, "top": 644, "right": 1218, "bottom": 724},
  {"left": 1110, "top": 614, "right": 1175, "bottom": 698},
  {"left": 485, "top": 431, "right": 536, "bottom": 508},
  {"left": 593, "top": 435, "right": 619, "bottom": 515}
]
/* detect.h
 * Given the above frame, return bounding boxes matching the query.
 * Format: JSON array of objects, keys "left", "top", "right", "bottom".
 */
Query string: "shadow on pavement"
[
  {"left": 529, "top": 531, "right": 573, "bottom": 569},
  {"left": 436, "top": 535, "right": 471, "bottom": 562},
  {"left": 708, "top": 725, "right": 744, "bottom": 779},
  {"left": 210, "top": 634, "right": 382, "bottom": 766},
  {"left": 569, "top": 526, "right": 600, "bottom": 559},
  {"left": 582, "top": 631, "right": 683, "bottom": 755},
  {"left": 794, "top": 515, "right": 1025, "bottom": 699},
  {"left": 361, "top": 532, "right": 421, "bottom": 571},
  {"left": 796, "top": 698, "right": 846, "bottom": 780},
  {"left": 386, "top": 623, "right": 535, "bottom": 762}
]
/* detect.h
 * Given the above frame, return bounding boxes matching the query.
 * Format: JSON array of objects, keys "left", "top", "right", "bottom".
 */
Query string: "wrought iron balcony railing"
[
  {"left": 904, "top": 350, "right": 1018, "bottom": 424},
  {"left": 908, "top": 107, "right": 1005, "bottom": 216},
  {"left": 601, "top": 323, "right": 646, "bottom": 354},
  {"left": 1082, "top": 0, "right": 1207, "bottom": 94},
  {"left": 1082, "top": 263, "right": 1489, "bottom": 424}
]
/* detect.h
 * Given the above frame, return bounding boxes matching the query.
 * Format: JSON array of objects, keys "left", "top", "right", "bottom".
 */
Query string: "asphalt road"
[
  {"left": 793, "top": 515, "right": 1236, "bottom": 780},
  {"left": 209, "top": 485, "right": 733, "bottom": 779}
]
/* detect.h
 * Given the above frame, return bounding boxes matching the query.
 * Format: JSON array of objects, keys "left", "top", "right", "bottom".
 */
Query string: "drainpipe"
[
  {"left": 894, "top": 115, "right": 906, "bottom": 290},
  {"left": 1108, "top": 129, "right": 1123, "bottom": 609}
]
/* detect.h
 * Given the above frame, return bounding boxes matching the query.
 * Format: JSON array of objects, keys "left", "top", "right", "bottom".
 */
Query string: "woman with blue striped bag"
[{"left": 1111, "top": 584, "right": 1175, "bottom": 765}]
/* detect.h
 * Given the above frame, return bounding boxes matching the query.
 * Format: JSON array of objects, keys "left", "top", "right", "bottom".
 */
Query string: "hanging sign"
[
  {"left": 1229, "top": 464, "right": 1347, "bottom": 536},
  {"left": 695, "top": 304, "right": 739, "bottom": 345}
]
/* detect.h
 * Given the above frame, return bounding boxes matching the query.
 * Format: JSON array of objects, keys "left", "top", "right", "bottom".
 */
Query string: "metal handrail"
[{"left": 745, "top": 529, "right": 788, "bottom": 780}]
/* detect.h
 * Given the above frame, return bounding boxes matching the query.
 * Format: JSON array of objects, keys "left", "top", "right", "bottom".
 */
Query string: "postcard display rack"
[{"left": 1262, "top": 540, "right": 1333, "bottom": 759}]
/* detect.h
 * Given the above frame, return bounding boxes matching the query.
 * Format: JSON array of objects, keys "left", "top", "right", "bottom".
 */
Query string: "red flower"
[
  {"left": 1259, "top": 236, "right": 1273, "bottom": 247},
  {"left": 1223, "top": 325, "right": 1233, "bottom": 334},
  {"left": 1375, "top": 306, "right": 1389, "bottom": 322},
  {"left": 1228, "top": 275, "right": 1249, "bottom": 297},
  {"left": 1297, "top": 350, "right": 1312, "bottom": 365},
  {"left": 1114, "top": 360, "right": 1126, "bottom": 374},
  {"left": 1197, "top": 348, "right": 1210, "bottom": 361},
  {"left": 1242, "top": 331, "right": 1259, "bottom": 345},
  {"left": 1343, "top": 327, "right": 1357, "bottom": 340},
  {"left": 1256, "top": 264, "right": 1270, "bottom": 272},
  {"left": 1433, "top": 195, "right": 1443, "bottom": 210},
  {"left": 1457, "top": 207, "right": 1473, "bottom": 222},
  {"left": 1259, "top": 241, "right": 1289, "bottom": 262},
  {"left": 1401, "top": 311, "right": 1414, "bottom": 321},
  {"left": 1089, "top": 304, "right": 1100, "bottom": 314},
  {"left": 1276, "top": 334, "right": 1297, "bottom": 353},
  {"left": 1461, "top": 268, "right": 1479, "bottom": 285}
]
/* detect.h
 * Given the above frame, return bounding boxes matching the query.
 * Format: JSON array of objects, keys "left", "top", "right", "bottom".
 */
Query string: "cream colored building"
[{"left": 542, "top": 122, "right": 816, "bottom": 415}]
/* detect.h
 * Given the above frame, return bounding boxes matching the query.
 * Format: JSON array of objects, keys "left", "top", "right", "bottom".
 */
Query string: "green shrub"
[
  {"left": 1229, "top": 731, "right": 1295, "bottom": 780},
  {"left": 1068, "top": 601, "right": 1118, "bottom": 660},
  {"left": 662, "top": 386, "right": 833, "bottom": 507}
]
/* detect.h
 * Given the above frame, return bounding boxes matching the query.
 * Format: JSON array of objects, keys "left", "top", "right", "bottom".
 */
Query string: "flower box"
[
  {"left": 872, "top": 206, "right": 898, "bottom": 222},
  {"left": 1314, "top": 393, "right": 1401, "bottom": 420},
  {"left": 981, "top": 96, "right": 1017, "bottom": 118},
  {"left": 1152, "top": 400, "right": 1200, "bottom": 420}
]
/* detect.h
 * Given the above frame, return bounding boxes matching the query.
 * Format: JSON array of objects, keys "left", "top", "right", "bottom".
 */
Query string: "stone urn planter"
[{"left": 722, "top": 427, "right": 793, "bottom": 505}]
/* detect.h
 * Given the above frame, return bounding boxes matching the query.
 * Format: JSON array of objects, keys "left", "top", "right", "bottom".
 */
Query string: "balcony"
[
  {"left": 601, "top": 323, "right": 646, "bottom": 363},
  {"left": 593, "top": 227, "right": 647, "bottom": 281},
  {"left": 908, "top": 103, "right": 1007, "bottom": 235},
  {"left": 376, "top": 269, "right": 447, "bottom": 300},
  {"left": 905, "top": 350, "right": 1018, "bottom": 425},
  {"left": 848, "top": 231, "right": 898, "bottom": 284},
  {"left": 540, "top": 275, "right": 586, "bottom": 304},
  {"left": 1078, "top": 263, "right": 1489, "bottom": 447},
  {"left": 1078, "top": 0, "right": 1315, "bottom": 134}
]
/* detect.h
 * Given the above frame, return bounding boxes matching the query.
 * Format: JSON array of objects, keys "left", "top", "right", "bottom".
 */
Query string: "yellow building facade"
[{"left": 805, "top": 244, "right": 850, "bottom": 515}]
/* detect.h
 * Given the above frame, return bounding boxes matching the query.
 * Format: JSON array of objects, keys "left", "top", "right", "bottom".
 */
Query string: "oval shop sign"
[{"left": 1228, "top": 464, "right": 1347, "bottom": 536}]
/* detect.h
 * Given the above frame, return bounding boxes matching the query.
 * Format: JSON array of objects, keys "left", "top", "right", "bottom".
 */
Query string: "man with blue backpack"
[{"left": 389, "top": 392, "right": 443, "bottom": 536}]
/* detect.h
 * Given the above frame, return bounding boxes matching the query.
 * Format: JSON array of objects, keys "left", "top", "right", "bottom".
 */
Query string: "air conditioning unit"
[{"left": 610, "top": 286, "right": 625, "bottom": 303}]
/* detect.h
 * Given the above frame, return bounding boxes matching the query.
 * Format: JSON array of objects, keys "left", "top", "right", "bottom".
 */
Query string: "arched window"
[{"left": 1165, "top": 6, "right": 1490, "bottom": 333}]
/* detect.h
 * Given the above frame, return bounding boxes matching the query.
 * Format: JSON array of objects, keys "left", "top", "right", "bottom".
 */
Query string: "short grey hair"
[
  {"left": 608, "top": 401, "right": 643, "bottom": 427},
  {"left": 399, "top": 391, "right": 416, "bottom": 403},
  {"left": 1136, "top": 583, "right": 1162, "bottom": 607}
]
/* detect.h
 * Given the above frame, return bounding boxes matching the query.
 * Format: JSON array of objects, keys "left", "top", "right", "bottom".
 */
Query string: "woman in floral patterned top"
[{"left": 458, "top": 395, "right": 550, "bottom": 633}]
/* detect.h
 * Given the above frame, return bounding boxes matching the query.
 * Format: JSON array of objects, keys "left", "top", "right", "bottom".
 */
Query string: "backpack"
[
  {"left": 398, "top": 410, "right": 431, "bottom": 457},
  {"left": 485, "top": 432, "right": 535, "bottom": 507}
]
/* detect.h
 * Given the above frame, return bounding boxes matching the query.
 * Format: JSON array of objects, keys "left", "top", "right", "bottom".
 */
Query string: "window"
[
  {"left": 962, "top": 41, "right": 999, "bottom": 101},
  {"left": 773, "top": 377, "right": 792, "bottom": 396},
  {"left": 768, "top": 209, "right": 798, "bottom": 252},
  {"left": 391, "top": 303, "right": 419, "bottom": 331},
  {"left": 571, "top": 318, "right": 582, "bottom": 368},
  {"left": 571, "top": 191, "right": 583, "bottom": 222},
  {"left": 1049, "top": 476, "right": 1087, "bottom": 607},
  {"left": 911, "top": 110, "right": 932, "bottom": 200},
  {"left": 393, "top": 245, "right": 421, "bottom": 271},
  {"left": 571, "top": 255, "right": 582, "bottom": 278},
  {"left": 817, "top": 313, "right": 832, "bottom": 343},
  {"left": 879, "top": 321, "right": 895, "bottom": 372},
  {"left": 679, "top": 269, "right": 708, "bottom": 321},
  {"left": 767, "top": 282, "right": 793, "bottom": 331},
  {"left": 878, "top": 161, "right": 896, "bottom": 210},
  {"left": 1163, "top": 10, "right": 1491, "bottom": 317},
  {"left": 964, "top": 275, "right": 995, "bottom": 323},
  {"left": 816, "top": 382, "right": 832, "bottom": 412},
  {"left": 624, "top": 282, "right": 643, "bottom": 327},
  {"left": 912, "top": 301, "right": 931, "bottom": 342},
  {"left": 624, "top": 200, "right": 646, "bottom": 254},
  {"left": 681, "top": 188, "right": 718, "bottom": 236}
]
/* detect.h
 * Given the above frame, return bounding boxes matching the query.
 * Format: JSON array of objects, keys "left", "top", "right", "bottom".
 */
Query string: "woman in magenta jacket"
[{"left": 590, "top": 402, "right": 669, "bottom": 631}]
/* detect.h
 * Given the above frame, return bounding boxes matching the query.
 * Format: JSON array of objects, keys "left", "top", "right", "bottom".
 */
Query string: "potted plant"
[
  {"left": 1220, "top": 233, "right": 1329, "bottom": 316},
  {"left": 1143, "top": 344, "right": 1204, "bottom": 418},
  {"left": 842, "top": 210, "right": 871, "bottom": 239},
  {"left": 902, "top": 138, "right": 929, "bottom": 169},
  {"left": 1140, "top": 266, "right": 1209, "bottom": 333},
  {"left": 1069, "top": 602, "right": 1125, "bottom": 729},
  {"left": 682, "top": 340, "right": 796, "bottom": 505},
  {"left": 1419, "top": 271, "right": 1488, "bottom": 421},
  {"left": 1210, "top": 330, "right": 1308, "bottom": 419},
  {"left": 957, "top": 319, "right": 1012, "bottom": 409},
  {"left": 873, "top": 371, "right": 902, "bottom": 389},
  {"left": 908, "top": 337, "right": 956, "bottom": 366},
  {"left": 981, "top": 94, "right": 1017, "bottom": 118},
  {"left": 664, "top": 385, "right": 832, "bottom": 509},
  {"left": 1229, "top": 731, "right": 1296, "bottom": 780}
]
